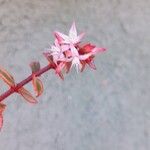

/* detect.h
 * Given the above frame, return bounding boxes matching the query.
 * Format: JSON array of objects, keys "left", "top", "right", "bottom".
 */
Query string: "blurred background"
[{"left": 0, "top": 0, "right": 150, "bottom": 150}]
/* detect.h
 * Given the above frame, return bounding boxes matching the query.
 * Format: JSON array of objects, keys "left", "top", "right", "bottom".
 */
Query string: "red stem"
[{"left": 0, "top": 64, "right": 55, "bottom": 102}]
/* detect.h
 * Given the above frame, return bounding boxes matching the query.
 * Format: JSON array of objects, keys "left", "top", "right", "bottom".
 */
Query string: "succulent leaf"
[
  {"left": 32, "top": 76, "right": 44, "bottom": 97},
  {"left": 18, "top": 87, "right": 37, "bottom": 104},
  {"left": 0, "top": 66, "right": 15, "bottom": 87}
]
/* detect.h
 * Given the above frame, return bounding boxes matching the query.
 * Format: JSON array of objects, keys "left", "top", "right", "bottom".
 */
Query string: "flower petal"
[
  {"left": 54, "top": 39, "right": 60, "bottom": 48},
  {"left": 51, "top": 45, "right": 60, "bottom": 52},
  {"left": 80, "top": 43, "right": 96, "bottom": 54},
  {"left": 69, "top": 22, "right": 77, "bottom": 39},
  {"left": 79, "top": 53, "right": 92, "bottom": 60},
  {"left": 92, "top": 47, "right": 106, "bottom": 55},
  {"left": 54, "top": 31, "right": 69, "bottom": 43},
  {"left": 80, "top": 60, "right": 86, "bottom": 72},
  {"left": 70, "top": 44, "right": 79, "bottom": 56},
  {"left": 64, "top": 62, "right": 72, "bottom": 73},
  {"left": 55, "top": 62, "right": 65, "bottom": 80},
  {"left": 76, "top": 32, "right": 85, "bottom": 43},
  {"left": 87, "top": 60, "right": 96, "bottom": 70},
  {"left": 61, "top": 44, "right": 70, "bottom": 51},
  {"left": 57, "top": 72, "right": 64, "bottom": 80},
  {"left": 71, "top": 57, "right": 82, "bottom": 72}
]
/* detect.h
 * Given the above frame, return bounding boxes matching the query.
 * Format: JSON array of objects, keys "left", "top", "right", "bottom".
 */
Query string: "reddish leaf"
[
  {"left": 32, "top": 76, "right": 44, "bottom": 97},
  {"left": 18, "top": 87, "right": 37, "bottom": 104},
  {"left": 0, "top": 103, "right": 6, "bottom": 130},
  {"left": 0, "top": 66, "right": 15, "bottom": 87},
  {"left": 30, "top": 61, "right": 40, "bottom": 73}
]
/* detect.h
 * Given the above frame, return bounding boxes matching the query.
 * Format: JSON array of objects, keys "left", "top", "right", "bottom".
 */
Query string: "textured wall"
[{"left": 0, "top": 0, "right": 150, "bottom": 150}]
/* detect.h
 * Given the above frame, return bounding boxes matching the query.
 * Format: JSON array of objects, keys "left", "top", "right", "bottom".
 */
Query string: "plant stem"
[{"left": 0, "top": 64, "right": 55, "bottom": 102}]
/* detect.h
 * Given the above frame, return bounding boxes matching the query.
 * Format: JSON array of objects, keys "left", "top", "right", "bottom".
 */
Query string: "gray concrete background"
[{"left": 0, "top": 0, "right": 150, "bottom": 149}]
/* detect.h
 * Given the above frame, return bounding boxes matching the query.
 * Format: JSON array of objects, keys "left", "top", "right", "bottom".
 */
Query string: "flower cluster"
[
  {"left": 0, "top": 22, "right": 106, "bottom": 130},
  {"left": 44, "top": 22, "right": 106, "bottom": 79}
]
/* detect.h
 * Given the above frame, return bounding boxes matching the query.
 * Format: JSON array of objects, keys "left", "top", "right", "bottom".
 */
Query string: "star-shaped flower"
[
  {"left": 43, "top": 22, "right": 106, "bottom": 79},
  {"left": 47, "top": 39, "right": 67, "bottom": 64},
  {"left": 54, "top": 22, "right": 85, "bottom": 45},
  {"left": 69, "top": 44, "right": 93, "bottom": 72}
]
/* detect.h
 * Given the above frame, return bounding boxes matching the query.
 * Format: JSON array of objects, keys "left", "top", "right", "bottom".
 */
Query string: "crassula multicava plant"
[{"left": 0, "top": 22, "right": 106, "bottom": 130}]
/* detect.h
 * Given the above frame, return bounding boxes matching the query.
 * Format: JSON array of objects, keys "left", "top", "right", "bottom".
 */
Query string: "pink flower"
[
  {"left": 48, "top": 39, "right": 66, "bottom": 64},
  {"left": 54, "top": 22, "right": 85, "bottom": 45},
  {"left": 44, "top": 22, "right": 106, "bottom": 79},
  {"left": 69, "top": 44, "right": 92, "bottom": 72},
  {"left": 78, "top": 43, "right": 106, "bottom": 71}
]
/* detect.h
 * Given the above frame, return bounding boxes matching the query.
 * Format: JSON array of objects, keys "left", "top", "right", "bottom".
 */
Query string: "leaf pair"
[
  {"left": 17, "top": 61, "right": 44, "bottom": 104},
  {"left": 0, "top": 66, "right": 37, "bottom": 104},
  {"left": 30, "top": 61, "right": 44, "bottom": 97},
  {"left": 0, "top": 65, "right": 43, "bottom": 104}
]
